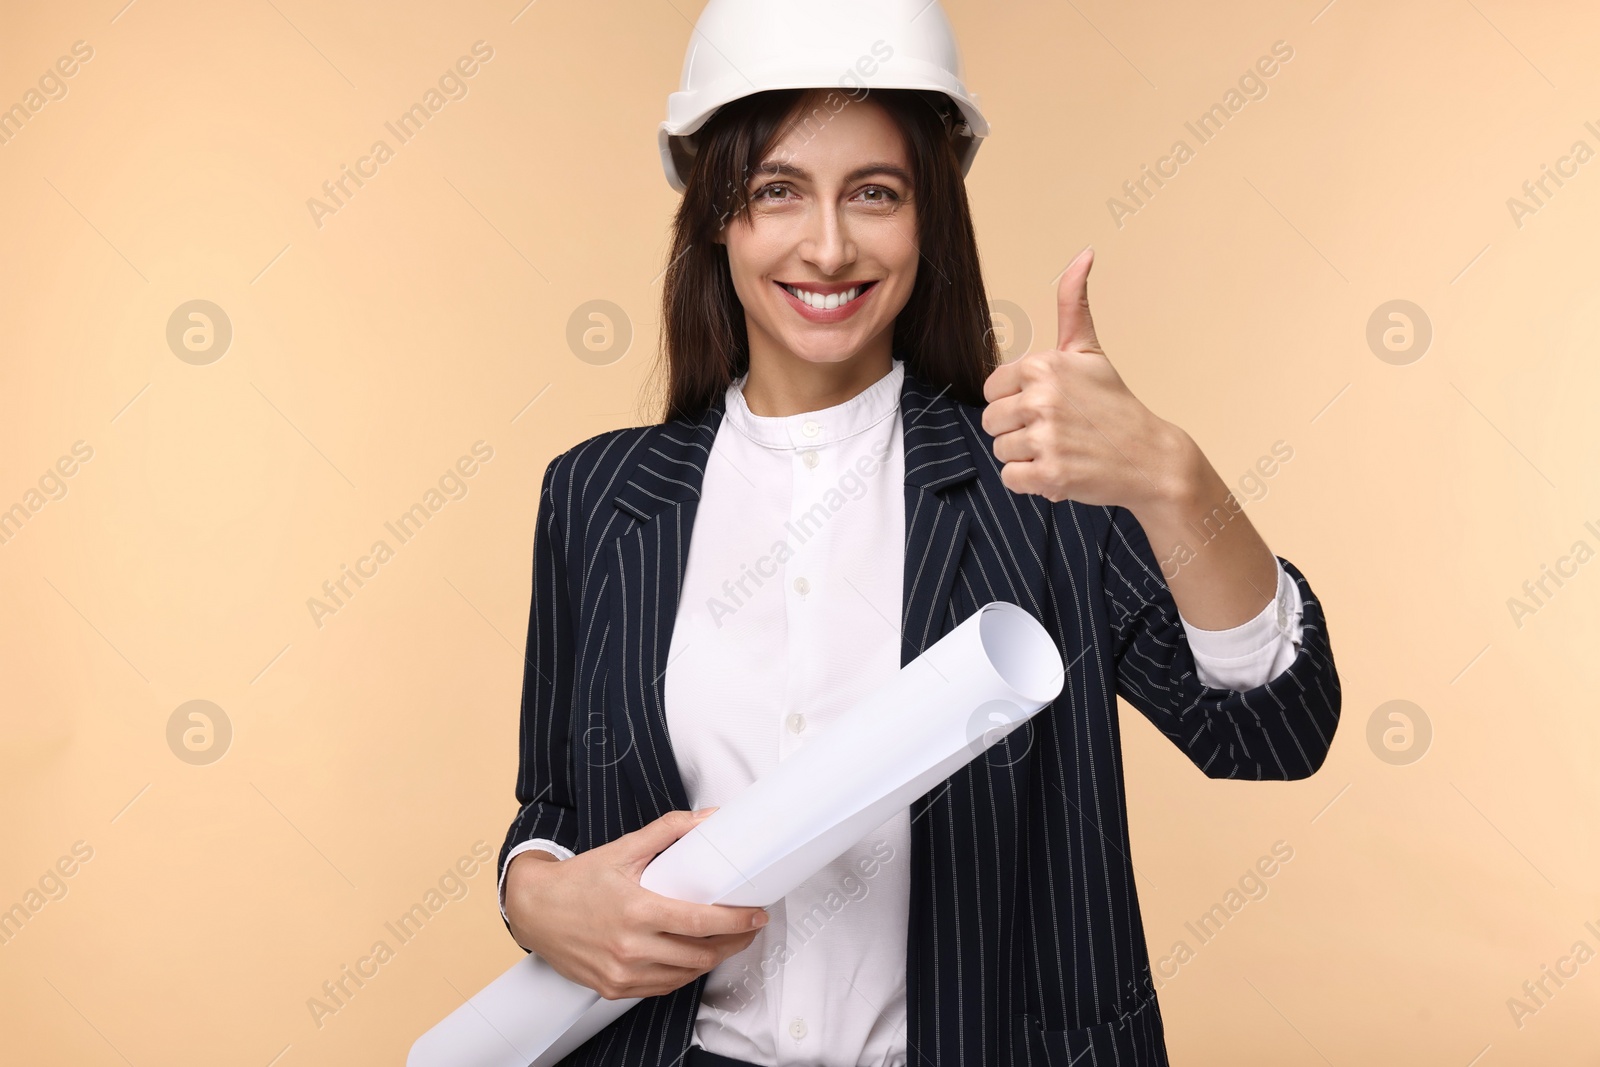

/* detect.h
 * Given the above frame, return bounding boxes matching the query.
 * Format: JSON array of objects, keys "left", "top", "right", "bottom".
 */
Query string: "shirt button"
[
  {"left": 802, "top": 420, "right": 820, "bottom": 437},
  {"left": 793, "top": 576, "right": 809, "bottom": 595},
  {"left": 787, "top": 712, "right": 806, "bottom": 734},
  {"left": 801, "top": 450, "right": 819, "bottom": 468},
  {"left": 789, "top": 1017, "right": 808, "bottom": 1039}
]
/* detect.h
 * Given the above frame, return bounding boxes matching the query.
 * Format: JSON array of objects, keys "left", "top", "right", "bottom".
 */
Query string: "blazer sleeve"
[
  {"left": 1097, "top": 503, "right": 1341, "bottom": 780},
  {"left": 498, "top": 455, "right": 583, "bottom": 935}
]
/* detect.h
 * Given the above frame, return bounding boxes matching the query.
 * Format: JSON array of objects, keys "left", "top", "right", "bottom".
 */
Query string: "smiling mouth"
[{"left": 776, "top": 280, "right": 879, "bottom": 310}]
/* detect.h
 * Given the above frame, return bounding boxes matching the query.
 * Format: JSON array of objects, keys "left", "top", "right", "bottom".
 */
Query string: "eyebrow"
[{"left": 750, "top": 160, "right": 913, "bottom": 187}]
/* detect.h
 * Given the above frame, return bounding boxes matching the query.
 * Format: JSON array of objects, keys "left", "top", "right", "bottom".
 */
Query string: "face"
[{"left": 714, "top": 95, "right": 919, "bottom": 372}]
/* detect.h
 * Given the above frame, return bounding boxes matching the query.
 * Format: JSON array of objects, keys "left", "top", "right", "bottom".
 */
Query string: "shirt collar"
[{"left": 723, "top": 357, "right": 905, "bottom": 451}]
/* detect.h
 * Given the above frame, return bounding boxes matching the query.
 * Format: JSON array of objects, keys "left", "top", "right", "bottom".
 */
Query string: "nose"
[{"left": 798, "top": 197, "right": 857, "bottom": 277}]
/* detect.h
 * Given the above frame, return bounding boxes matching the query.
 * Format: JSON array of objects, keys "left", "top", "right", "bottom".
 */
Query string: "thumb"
[
  {"left": 616, "top": 807, "right": 717, "bottom": 875},
  {"left": 1056, "top": 245, "right": 1101, "bottom": 353}
]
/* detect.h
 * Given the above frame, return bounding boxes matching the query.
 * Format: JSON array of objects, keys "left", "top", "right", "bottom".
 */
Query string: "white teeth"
[{"left": 783, "top": 283, "right": 867, "bottom": 309}]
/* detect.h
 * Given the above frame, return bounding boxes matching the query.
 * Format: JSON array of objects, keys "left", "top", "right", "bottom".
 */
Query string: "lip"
[
  {"left": 776, "top": 279, "right": 878, "bottom": 323},
  {"left": 776, "top": 280, "right": 874, "bottom": 295}
]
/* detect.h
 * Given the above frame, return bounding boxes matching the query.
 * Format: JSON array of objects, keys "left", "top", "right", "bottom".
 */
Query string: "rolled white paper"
[{"left": 409, "top": 601, "right": 1063, "bottom": 1067}]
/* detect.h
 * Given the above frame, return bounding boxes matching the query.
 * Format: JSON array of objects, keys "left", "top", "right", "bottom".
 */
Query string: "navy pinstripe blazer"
[{"left": 499, "top": 358, "right": 1341, "bottom": 1067}]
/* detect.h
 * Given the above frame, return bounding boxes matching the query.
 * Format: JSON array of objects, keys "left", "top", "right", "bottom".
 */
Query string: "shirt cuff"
[
  {"left": 498, "top": 837, "right": 576, "bottom": 925},
  {"left": 1180, "top": 558, "right": 1305, "bottom": 691}
]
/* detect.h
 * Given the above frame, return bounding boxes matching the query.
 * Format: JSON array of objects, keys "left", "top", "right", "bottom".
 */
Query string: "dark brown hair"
[{"left": 648, "top": 86, "right": 998, "bottom": 423}]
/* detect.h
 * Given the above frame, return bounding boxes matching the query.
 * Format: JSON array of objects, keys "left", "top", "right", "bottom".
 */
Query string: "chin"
[{"left": 782, "top": 340, "right": 872, "bottom": 366}]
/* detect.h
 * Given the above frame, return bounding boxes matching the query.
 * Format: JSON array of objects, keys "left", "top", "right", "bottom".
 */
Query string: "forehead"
[{"left": 760, "top": 95, "right": 910, "bottom": 176}]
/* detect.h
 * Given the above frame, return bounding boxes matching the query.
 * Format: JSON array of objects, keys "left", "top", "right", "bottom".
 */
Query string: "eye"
[
  {"left": 857, "top": 185, "right": 902, "bottom": 205},
  {"left": 752, "top": 182, "right": 793, "bottom": 202}
]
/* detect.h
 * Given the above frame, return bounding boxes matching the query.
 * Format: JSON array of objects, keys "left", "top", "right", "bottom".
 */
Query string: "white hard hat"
[{"left": 659, "top": 0, "right": 990, "bottom": 192}]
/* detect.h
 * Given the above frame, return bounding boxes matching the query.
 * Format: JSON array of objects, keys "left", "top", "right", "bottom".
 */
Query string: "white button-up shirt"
[{"left": 500, "top": 357, "right": 1305, "bottom": 1066}]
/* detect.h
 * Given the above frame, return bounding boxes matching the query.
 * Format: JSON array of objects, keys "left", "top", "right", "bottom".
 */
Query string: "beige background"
[{"left": 1, "top": 0, "right": 1595, "bottom": 1062}]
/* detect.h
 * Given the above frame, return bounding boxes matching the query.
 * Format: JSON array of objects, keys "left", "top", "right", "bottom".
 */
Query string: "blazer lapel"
[
  {"left": 602, "top": 392, "right": 725, "bottom": 817},
  {"left": 897, "top": 373, "right": 982, "bottom": 667},
  {"left": 601, "top": 362, "right": 982, "bottom": 820}
]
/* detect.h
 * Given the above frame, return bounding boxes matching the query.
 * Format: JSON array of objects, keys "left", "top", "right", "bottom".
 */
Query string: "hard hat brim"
[{"left": 658, "top": 77, "right": 988, "bottom": 193}]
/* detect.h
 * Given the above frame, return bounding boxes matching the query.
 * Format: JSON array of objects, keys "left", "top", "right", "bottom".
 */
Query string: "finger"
[
  {"left": 650, "top": 895, "right": 770, "bottom": 939},
  {"left": 614, "top": 934, "right": 758, "bottom": 1004},
  {"left": 982, "top": 354, "right": 1024, "bottom": 405},
  {"left": 606, "top": 960, "right": 705, "bottom": 999},
  {"left": 999, "top": 458, "right": 1049, "bottom": 499},
  {"left": 981, "top": 393, "right": 1030, "bottom": 437},
  {"left": 991, "top": 428, "right": 1039, "bottom": 464},
  {"left": 649, "top": 928, "right": 761, "bottom": 972},
  {"left": 614, "top": 808, "right": 715, "bottom": 874},
  {"left": 1056, "top": 246, "right": 1100, "bottom": 353}
]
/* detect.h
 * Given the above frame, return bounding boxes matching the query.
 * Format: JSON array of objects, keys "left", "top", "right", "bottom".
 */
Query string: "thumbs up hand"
[
  {"left": 981, "top": 247, "right": 1199, "bottom": 512},
  {"left": 982, "top": 248, "right": 1283, "bottom": 631}
]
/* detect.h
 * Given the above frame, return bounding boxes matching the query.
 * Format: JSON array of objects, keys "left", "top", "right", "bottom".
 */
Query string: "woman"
[{"left": 498, "top": 3, "right": 1340, "bottom": 1065}]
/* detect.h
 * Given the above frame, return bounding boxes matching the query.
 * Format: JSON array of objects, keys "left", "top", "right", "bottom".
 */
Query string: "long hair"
[{"left": 649, "top": 86, "right": 999, "bottom": 424}]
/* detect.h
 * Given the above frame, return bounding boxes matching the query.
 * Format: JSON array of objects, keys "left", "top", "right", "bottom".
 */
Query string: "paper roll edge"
[{"left": 972, "top": 602, "right": 1065, "bottom": 705}]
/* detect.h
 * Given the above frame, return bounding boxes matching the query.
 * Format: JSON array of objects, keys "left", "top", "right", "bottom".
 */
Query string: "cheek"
[
  {"left": 883, "top": 253, "right": 920, "bottom": 310},
  {"left": 873, "top": 234, "right": 919, "bottom": 288},
  {"left": 726, "top": 231, "right": 787, "bottom": 288},
  {"left": 720, "top": 249, "right": 762, "bottom": 301}
]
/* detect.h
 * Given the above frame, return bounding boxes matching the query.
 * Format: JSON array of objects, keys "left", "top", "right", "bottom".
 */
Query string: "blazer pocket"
[{"left": 1012, "top": 1007, "right": 1166, "bottom": 1066}]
